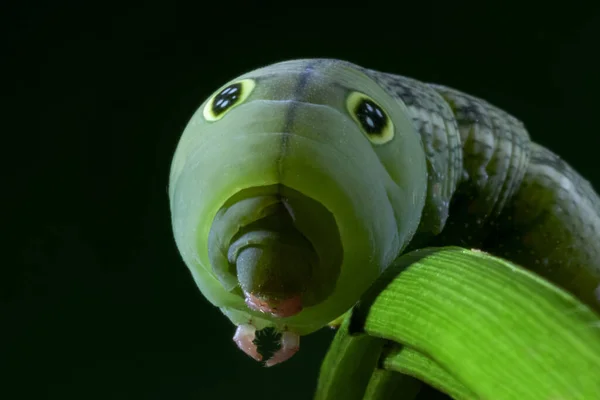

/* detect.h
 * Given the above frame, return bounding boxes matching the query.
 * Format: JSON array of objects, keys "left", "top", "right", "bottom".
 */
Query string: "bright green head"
[{"left": 169, "top": 59, "right": 428, "bottom": 335}]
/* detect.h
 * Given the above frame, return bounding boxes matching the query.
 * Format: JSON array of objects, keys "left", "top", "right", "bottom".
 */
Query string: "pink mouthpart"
[{"left": 245, "top": 293, "right": 303, "bottom": 318}]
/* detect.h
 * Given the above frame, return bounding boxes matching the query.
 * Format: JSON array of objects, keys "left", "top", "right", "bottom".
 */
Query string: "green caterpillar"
[{"left": 168, "top": 59, "right": 600, "bottom": 366}]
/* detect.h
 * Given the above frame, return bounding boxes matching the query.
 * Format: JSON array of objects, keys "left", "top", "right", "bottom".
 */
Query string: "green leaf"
[
  {"left": 314, "top": 317, "right": 425, "bottom": 400},
  {"left": 349, "top": 247, "right": 600, "bottom": 399},
  {"left": 315, "top": 246, "right": 600, "bottom": 400},
  {"left": 381, "top": 344, "right": 474, "bottom": 400},
  {"left": 363, "top": 367, "right": 422, "bottom": 400},
  {"left": 314, "top": 317, "right": 386, "bottom": 400}
]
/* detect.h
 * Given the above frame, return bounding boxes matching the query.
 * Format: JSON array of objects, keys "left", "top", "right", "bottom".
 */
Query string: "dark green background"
[{"left": 5, "top": 3, "right": 600, "bottom": 399}]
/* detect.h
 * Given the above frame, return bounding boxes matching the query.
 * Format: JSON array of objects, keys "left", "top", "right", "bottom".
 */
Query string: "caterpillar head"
[{"left": 168, "top": 59, "right": 427, "bottom": 365}]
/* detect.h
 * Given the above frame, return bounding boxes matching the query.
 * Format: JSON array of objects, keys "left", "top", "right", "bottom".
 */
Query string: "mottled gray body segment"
[
  {"left": 362, "top": 65, "right": 600, "bottom": 311},
  {"left": 426, "top": 85, "right": 533, "bottom": 248},
  {"left": 362, "top": 68, "right": 462, "bottom": 238},
  {"left": 483, "top": 143, "right": 600, "bottom": 309}
]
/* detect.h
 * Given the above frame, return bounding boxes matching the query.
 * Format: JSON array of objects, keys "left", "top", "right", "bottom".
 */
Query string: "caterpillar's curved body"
[{"left": 169, "top": 59, "right": 600, "bottom": 366}]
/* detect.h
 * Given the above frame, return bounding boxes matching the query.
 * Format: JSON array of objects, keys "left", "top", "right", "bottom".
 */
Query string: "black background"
[{"left": 4, "top": 3, "right": 600, "bottom": 399}]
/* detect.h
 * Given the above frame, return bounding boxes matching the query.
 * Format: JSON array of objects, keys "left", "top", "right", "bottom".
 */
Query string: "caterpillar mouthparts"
[
  {"left": 244, "top": 291, "right": 303, "bottom": 318},
  {"left": 233, "top": 324, "right": 300, "bottom": 367}
]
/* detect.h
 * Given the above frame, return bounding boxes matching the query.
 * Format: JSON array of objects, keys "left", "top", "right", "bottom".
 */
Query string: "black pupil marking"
[
  {"left": 355, "top": 99, "right": 387, "bottom": 134},
  {"left": 212, "top": 83, "right": 242, "bottom": 115}
]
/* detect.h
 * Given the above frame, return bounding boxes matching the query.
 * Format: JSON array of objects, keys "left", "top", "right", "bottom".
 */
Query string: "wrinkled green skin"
[{"left": 169, "top": 59, "right": 600, "bottom": 360}]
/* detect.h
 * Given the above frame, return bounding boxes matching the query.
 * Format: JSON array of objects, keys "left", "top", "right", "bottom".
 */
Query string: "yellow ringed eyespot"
[{"left": 203, "top": 79, "right": 256, "bottom": 122}]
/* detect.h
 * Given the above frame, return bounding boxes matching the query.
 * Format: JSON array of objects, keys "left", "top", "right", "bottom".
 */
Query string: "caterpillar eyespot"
[
  {"left": 203, "top": 79, "right": 256, "bottom": 122},
  {"left": 346, "top": 91, "right": 394, "bottom": 145}
]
